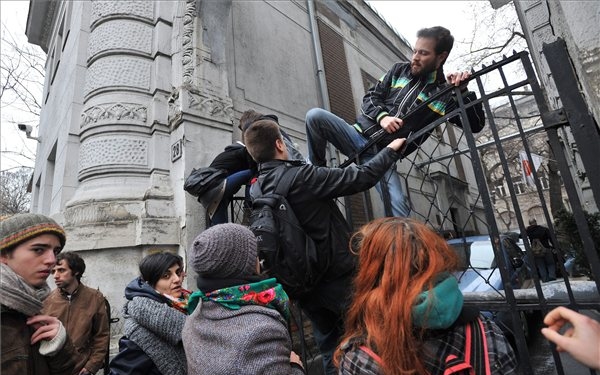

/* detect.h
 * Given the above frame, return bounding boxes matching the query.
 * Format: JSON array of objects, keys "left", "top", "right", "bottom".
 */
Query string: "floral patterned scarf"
[
  {"left": 188, "top": 278, "right": 290, "bottom": 323},
  {"left": 161, "top": 288, "right": 191, "bottom": 314}
]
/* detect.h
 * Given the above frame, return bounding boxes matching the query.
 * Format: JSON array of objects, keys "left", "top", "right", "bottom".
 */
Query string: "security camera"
[
  {"left": 17, "top": 123, "right": 33, "bottom": 136},
  {"left": 17, "top": 123, "right": 40, "bottom": 142}
]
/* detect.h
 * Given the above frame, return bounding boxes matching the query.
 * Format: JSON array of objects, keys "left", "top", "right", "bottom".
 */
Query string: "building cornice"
[{"left": 25, "top": 0, "right": 58, "bottom": 53}]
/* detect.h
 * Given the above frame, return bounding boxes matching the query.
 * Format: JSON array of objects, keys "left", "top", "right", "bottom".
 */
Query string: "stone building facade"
[
  {"left": 25, "top": 0, "right": 486, "bottom": 314},
  {"left": 23, "top": 0, "right": 401, "bottom": 306}
]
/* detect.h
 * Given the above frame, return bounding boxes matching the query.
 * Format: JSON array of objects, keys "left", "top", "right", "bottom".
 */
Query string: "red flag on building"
[{"left": 519, "top": 151, "right": 542, "bottom": 187}]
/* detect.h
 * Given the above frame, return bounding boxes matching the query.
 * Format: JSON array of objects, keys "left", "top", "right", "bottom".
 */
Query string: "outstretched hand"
[
  {"left": 446, "top": 71, "right": 471, "bottom": 88},
  {"left": 386, "top": 138, "right": 406, "bottom": 153},
  {"left": 541, "top": 306, "right": 600, "bottom": 370},
  {"left": 26, "top": 315, "right": 62, "bottom": 345}
]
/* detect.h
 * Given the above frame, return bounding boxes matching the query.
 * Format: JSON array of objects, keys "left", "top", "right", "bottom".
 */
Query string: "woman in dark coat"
[{"left": 109, "top": 252, "right": 190, "bottom": 375}]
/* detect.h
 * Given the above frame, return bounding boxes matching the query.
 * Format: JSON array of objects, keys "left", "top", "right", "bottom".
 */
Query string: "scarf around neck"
[
  {"left": 188, "top": 278, "right": 291, "bottom": 323},
  {"left": 161, "top": 288, "right": 191, "bottom": 314},
  {"left": 412, "top": 273, "right": 463, "bottom": 330},
  {"left": 0, "top": 263, "right": 50, "bottom": 316}
]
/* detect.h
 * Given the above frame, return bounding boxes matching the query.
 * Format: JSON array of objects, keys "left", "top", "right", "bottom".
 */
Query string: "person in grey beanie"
[
  {"left": 183, "top": 223, "right": 305, "bottom": 375},
  {"left": 1, "top": 213, "right": 75, "bottom": 375}
]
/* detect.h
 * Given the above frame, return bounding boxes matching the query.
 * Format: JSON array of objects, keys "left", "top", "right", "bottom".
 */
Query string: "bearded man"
[{"left": 305, "top": 26, "right": 485, "bottom": 217}]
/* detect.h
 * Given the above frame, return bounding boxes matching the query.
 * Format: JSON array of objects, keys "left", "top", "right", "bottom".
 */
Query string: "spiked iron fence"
[{"left": 225, "top": 50, "right": 600, "bottom": 375}]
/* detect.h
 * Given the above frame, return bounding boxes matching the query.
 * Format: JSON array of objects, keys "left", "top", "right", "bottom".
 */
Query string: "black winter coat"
[
  {"left": 108, "top": 338, "right": 161, "bottom": 375},
  {"left": 209, "top": 142, "right": 257, "bottom": 175},
  {"left": 255, "top": 147, "right": 401, "bottom": 283},
  {"left": 526, "top": 224, "right": 554, "bottom": 248}
]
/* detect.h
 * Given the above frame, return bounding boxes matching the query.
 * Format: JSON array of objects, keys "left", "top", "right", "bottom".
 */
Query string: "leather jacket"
[
  {"left": 255, "top": 147, "right": 401, "bottom": 282},
  {"left": 43, "top": 284, "right": 110, "bottom": 374}
]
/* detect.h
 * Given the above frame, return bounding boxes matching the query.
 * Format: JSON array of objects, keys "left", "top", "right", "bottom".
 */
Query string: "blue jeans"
[
  {"left": 305, "top": 108, "right": 410, "bottom": 217},
  {"left": 210, "top": 169, "right": 253, "bottom": 226}
]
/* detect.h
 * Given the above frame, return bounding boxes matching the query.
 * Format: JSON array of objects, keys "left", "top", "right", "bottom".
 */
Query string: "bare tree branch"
[
  {"left": 1, "top": 20, "right": 45, "bottom": 116},
  {"left": 1, "top": 16, "right": 45, "bottom": 172},
  {"left": 0, "top": 167, "right": 32, "bottom": 214}
]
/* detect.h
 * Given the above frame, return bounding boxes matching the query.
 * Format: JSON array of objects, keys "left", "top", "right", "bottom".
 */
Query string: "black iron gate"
[{"left": 226, "top": 50, "right": 600, "bottom": 375}]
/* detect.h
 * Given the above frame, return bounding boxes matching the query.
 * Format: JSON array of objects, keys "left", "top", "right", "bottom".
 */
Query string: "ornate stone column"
[{"left": 63, "top": 1, "right": 179, "bottom": 291}]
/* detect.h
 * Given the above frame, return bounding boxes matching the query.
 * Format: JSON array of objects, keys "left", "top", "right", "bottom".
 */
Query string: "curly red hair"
[{"left": 335, "top": 217, "right": 459, "bottom": 375}]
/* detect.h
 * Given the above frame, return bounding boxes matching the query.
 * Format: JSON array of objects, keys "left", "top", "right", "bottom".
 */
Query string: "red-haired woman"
[{"left": 335, "top": 218, "right": 517, "bottom": 375}]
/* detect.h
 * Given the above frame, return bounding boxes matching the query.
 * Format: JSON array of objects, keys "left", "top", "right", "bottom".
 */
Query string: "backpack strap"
[
  {"left": 357, "top": 318, "right": 491, "bottom": 375},
  {"left": 359, "top": 345, "right": 383, "bottom": 366},
  {"left": 472, "top": 317, "right": 492, "bottom": 375},
  {"left": 273, "top": 166, "right": 300, "bottom": 196},
  {"left": 455, "top": 317, "right": 491, "bottom": 375},
  {"left": 442, "top": 317, "right": 491, "bottom": 375}
]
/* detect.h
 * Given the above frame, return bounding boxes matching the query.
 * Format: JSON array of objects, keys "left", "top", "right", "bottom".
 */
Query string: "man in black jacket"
[
  {"left": 203, "top": 110, "right": 305, "bottom": 226},
  {"left": 305, "top": 26, "right": 485, "bottom": 218},
  {"left": 244, "top": 118, "right": 405, "bottom": 375},
  {"left": 526, "top": 218, "right": 557, "bottom": 282}
]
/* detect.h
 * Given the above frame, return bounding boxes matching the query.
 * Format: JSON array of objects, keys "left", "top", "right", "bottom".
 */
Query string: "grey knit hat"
[
  {"left": 190, "top": 223, "right": 257, "bottom": 278},
  {"left": 1, "top": 213, "right": 66, "bottom": 252}
]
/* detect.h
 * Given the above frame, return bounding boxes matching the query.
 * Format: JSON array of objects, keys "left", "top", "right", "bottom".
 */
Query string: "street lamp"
[{"left": 17, "top": 124, "right": 41, "bottom": 142}]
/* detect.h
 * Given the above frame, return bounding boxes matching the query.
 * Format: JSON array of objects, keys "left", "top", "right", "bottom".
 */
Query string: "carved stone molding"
[
  {"left": 168, "top": 89, "right": 183, "bottom": 127},
  {"left": 81, "top": 103, "right": 148, "bottom": 128},
  {"left": 65, "top": 202, "right": 137, "bottom": 226},
  {"left": 188, "top": 90, "right": 233, "bottom": 119},
  {"left": 88, "top": 20, "right": 153, "bottom": 58},
  {"left": 182, "top": 0, "right": 197, "bottom": 86},
  {"left": 167, "top": 86, "right": 234, "bottom": 127},
  {"left": 91, "top": 1, "right": 153, "bottom": 26},
  {"left": 79, "top": 137, "right": 148, "bottom": 171},
  {"left": 85, "top": 56, "right": 151, "bottom": 96}
]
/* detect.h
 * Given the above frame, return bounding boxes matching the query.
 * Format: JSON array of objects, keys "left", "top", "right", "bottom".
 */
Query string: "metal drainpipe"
[{"left": 307, "top": 0, "right": 338, "bottom": 166}]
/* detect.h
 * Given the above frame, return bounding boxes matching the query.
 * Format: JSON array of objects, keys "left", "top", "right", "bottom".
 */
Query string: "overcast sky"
[
  {"left": 1, "top": 0, "right": 39, "bottom": 171},
  {"left": 367, "top": 1, "right": 484, "bottom": 71},
  {"left": 367, "top": 1, "right": 476, "bottom": 44}
]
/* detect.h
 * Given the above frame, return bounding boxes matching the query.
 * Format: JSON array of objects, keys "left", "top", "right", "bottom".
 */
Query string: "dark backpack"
[
  {"left": 531, "top": 238, "right": 547, "bottom": 257},
  {"left": 354, "top": 317, "right": 493, "bottom": 375},
  {"left": 248, "top": 166, "right": 321, "bottom": 299},
  {"left": 183, "top": 167, "right": 227, "bottom": 198}
]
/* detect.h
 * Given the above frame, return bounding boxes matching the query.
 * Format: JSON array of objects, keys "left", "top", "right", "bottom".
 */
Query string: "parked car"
[
  {"left": 448, "top": 235, "right": 536, "bottom": 346},
  {"left": 450, "top": 235, "right": 528, "bottom": 292}
]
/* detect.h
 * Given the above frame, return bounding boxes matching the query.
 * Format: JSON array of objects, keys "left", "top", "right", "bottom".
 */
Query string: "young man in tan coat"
[{"left": 43, "top": 252, "right": 110, "bottom": 375}]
